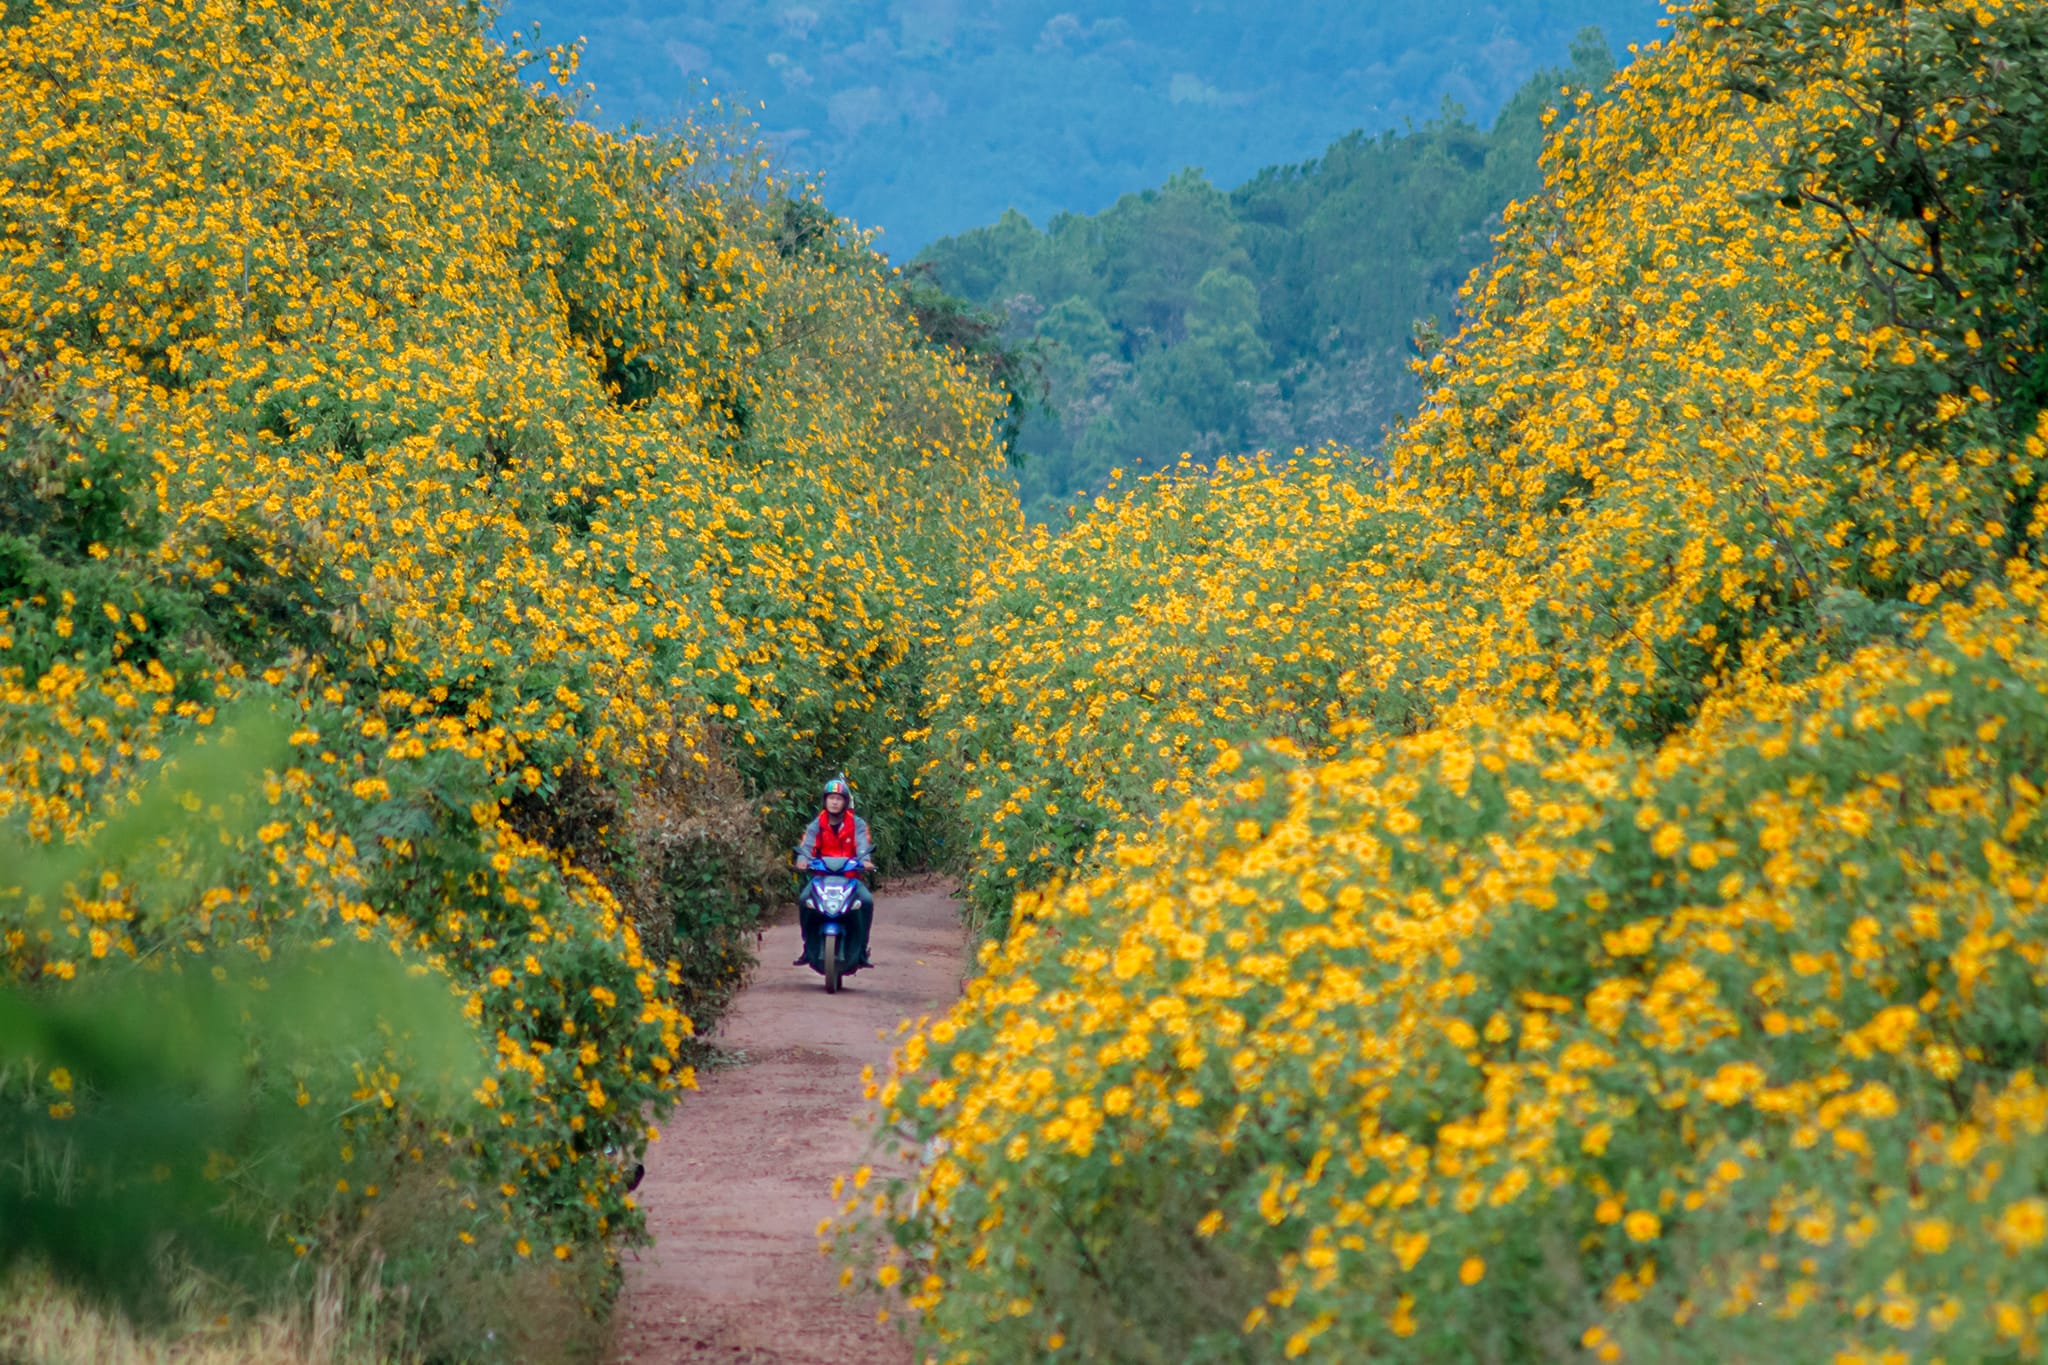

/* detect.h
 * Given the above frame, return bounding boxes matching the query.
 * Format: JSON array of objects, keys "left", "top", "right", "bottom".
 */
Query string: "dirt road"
[{"left": 609, "top": 877, "right": 964, "bottom": 1365}]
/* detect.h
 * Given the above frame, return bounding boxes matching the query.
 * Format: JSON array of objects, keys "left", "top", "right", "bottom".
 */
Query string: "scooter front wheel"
[{"left": 823, "top": 932, "right": 841, "bottom": 994}]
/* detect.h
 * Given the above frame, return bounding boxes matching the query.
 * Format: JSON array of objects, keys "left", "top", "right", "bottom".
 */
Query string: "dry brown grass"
[
  {"left": 0, "top": 1266, "right": 385, "bottom": 1365},
  {"left": 1, "top": 1144, "right": 616, "bottom": 1365}
]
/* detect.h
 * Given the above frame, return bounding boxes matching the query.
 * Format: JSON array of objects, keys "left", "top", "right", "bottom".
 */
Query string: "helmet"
[{"left": 823, "top": 776, "right": 853, "bottom": 807}]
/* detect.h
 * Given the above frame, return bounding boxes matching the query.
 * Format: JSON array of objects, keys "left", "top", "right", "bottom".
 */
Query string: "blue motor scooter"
[{"left": 798, "top": 856, "right": 870, "bottom": 993}]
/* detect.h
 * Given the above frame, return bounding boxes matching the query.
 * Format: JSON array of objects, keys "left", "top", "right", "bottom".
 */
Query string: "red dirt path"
[{"left": 608, "top": 877, "right": 965, "bottom": 1365}]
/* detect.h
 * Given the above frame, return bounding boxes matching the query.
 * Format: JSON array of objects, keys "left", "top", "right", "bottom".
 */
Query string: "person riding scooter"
[{"left": 793, "top": 777, "right": 876, "bottom": 968}]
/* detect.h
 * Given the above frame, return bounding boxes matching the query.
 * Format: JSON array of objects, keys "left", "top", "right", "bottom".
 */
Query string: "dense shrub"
[
  {"left": 918, "top": 451, "right": 1383, "bottom": 931},
  {"left": 856, "top": 0, "right": 2048, "bottom": 1360},
  {"left": 0, "top": 0, "right": 1015, "bottom": 1343}
]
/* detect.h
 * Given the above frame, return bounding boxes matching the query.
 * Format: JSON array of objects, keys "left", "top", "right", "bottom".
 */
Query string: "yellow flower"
[
  {"left": 1910, "top": 1218, "right": 1952, "bottom": 1255},
  {"left": 1998, "top": 1198, "right": 2048, "bottom": 1252}
]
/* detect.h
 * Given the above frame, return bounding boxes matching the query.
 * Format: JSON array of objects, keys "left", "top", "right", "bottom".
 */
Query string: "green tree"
[
  {"left": 1184, "top": 267, "right": 1272, "bottom": 374},
  {"left": 1098, "top": 170, "right": 1245, "bottom": 346},
  {"left": 1036, "top": 295, "right": 1117, "bottom": 360}
]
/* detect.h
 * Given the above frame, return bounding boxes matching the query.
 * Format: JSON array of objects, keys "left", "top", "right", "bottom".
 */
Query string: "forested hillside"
[
  {"left": 919, "top": 33, "right": 1617, "bottom": 513},
  {"left": 499, "top": 0, "right": 1665, "bottom": 251},
  {"left": 848, "top": 0, "right": 2048, "bottom": 1359},
  {"left": 0, "top": 0, "right": 1014, "bottom": 1353}
]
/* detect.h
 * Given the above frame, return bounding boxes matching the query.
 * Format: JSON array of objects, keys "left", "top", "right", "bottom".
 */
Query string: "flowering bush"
[
  {"left": 920, "top": 451, "right": 1383, "bottom": 929},
  {"left": 873, "top": 595, "right": 2048, "bottom": 1360},
  {"left": 0, "top": 0, "right": 1015, "bottom": 1335},
  {"left": 858, "top": 0, "right": 2048, "bottom": 1360}
]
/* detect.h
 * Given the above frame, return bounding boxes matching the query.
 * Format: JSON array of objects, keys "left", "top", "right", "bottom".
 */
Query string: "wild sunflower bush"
[
  {"left": 0, "top": 0, "right": 1015, "bottom": 1340},
  {"left": 857, "top": 0, "right": 2048, "bottom": 1360},
  {"left": 921, "top": 452, "right": 1383, "bottom": 930},
  {"left": 873, "top": 584, "right": 2048, "bottom": 1361},
  {"left": 925, "top": 0, "right": 2048, "bottom": 921}
]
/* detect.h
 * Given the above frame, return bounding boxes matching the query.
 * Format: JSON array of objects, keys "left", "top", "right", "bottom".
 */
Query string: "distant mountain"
[
  {"left": 497, "top": 0, "right": 1670, "bottom": 254},
  {"left": 915, "top": 34, "right": 1619, "bottom": 515}
]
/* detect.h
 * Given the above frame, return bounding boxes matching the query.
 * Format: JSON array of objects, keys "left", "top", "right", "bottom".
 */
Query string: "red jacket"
[{"left": 804, "top": 810, "right": 867, "bottom": 861}]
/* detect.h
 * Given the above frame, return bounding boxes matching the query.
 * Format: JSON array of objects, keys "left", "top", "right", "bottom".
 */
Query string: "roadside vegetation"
[
  {"left": 0, "top": 0, "right": 1014, "bottom": 1356},
  {"left": 853, "top": 0, "right": 2048, "bottom": 1360}
]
